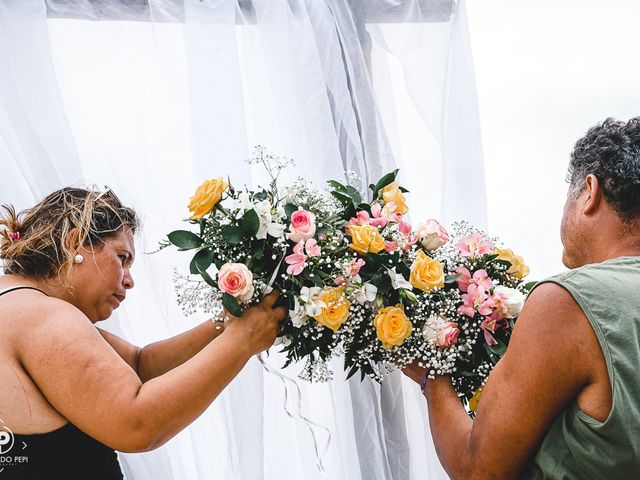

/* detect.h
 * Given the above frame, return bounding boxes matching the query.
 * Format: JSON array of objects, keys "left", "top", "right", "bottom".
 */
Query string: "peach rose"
[
  {"left": 410, "top": 250, "right": 445, "bottom": 292},
  {"left": 217, "top": 263, "right": 254, "bottom": 302},
  {"left": 188, "top": 177, "right": 228, "bottom": 220},
  {"left": 349, "top": 225, "right": 386, "bottom": 255},
  {"left": 287, "top": 208, "right": 316, "bottom": 243},
  {"left": 436, "top": 321, "right": 460, "bottom": 348},
  {"left": 313, "top": 287, "right": 351, "bottom": 331},
  {"left": 416, "top": 219, "right": 449, "bottom": 251},
  {"left": 373, "top": 304, "right": 413, "bottom": 349}
]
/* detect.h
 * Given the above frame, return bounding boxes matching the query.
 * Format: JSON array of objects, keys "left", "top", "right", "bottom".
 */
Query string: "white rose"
[{"left": 495, "top": 286, "right": 526, "bottom": 317}]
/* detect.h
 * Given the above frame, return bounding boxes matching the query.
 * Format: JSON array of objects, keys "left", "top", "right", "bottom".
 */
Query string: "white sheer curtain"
[{"left": 0, "top": 1, "right": 484, "bottom": 479}]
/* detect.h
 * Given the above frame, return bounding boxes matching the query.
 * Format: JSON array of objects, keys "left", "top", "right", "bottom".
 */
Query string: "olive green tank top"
[{"left": 523, "top": 256, "right": 640, "bottom": 479}]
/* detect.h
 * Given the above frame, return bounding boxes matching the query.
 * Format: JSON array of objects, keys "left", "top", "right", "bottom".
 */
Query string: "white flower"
[
  {"left": 290, "top": 297, "right": 308, "bottom": 328},
  {"left": 352, "top": 283, "right": 378, "bottom": 304},
  {"left": 267, "top": 222, "right": 285, "bottom": 238},
  {"left": 422, "top": 315, "right": 446, "bottom": 342},
  {"left": 494, "top": 286, "right": 526, "bottom": 317},
  {"left": 237, "top": 191, "right": 253, "bottom": 210},
  {"left": 254, "top": 199, "right": 285, "bottom": 239},
  {"left": 299, "top": 286, "right": 326, "bottom": 318},
  {"left": 388, "top": 268, "right": 412, "bottom": 290}
]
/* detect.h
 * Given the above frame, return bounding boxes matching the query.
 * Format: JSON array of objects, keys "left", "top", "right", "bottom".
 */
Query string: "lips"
[{"left": 113, "top": 293, "right": 126, "bottom": 303}]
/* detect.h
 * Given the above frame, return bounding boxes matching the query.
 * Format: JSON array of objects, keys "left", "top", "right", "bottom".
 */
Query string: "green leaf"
[
  {"left": 222, "top": 293, "right": 243, "bottom": 317},
  {"left": 331, "top": 190, "right": 354, "bottom": 206},
  {"left": 345, "top": 364, "right": 359, "bottom": 381},
  {"left": 357, "top": 203, "right": 372, "bottom": 215},
  {"left": 221, "top": 225, "right": 245, "bottom": 244},
  {"left": 399, "top": 186, "right": 410, "bottom": 193},
  {"left": 523, "top": 281, "right": 538, "bottom": 292},
  {"left": 345, "top": 186, "right": 362, "bottom": 204},
  {"left": 370, "top": 169, "right": 399, "bottom": 199},
  {"left": 190, "top": 248, "right": 214, "bottom": 275},
  {"left": 284, "top": 203, "right": 298, "bottom": 219},
  {"left": 167, "top": 230, "right": 202, "bottom": 250},
  {"left": 196, "top": 264, "right": 218, "bottom": 288},
  {"left": 241, "top": 209, "right": 261, "bottom": 236},
  {"left": 488, "top": 339, "right": 507, "bottom": 356},
  {"left": 484, "top": 253, "right": 500, "bottom": 262},
  {"left": 327, "top": 180, "right": 348, "bottom": 193},
  {"left": 445, "top": 273, "right": 462, "bottom": 284}
]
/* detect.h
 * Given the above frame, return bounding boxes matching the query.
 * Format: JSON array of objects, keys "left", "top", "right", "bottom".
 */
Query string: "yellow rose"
[
  {"left": 410, "top": 250, "right": 445, "bottom": 292},
  {"left": 381, "top": 181, "right": 408, "bottom": 215},
  {"left": 373, "top": 305, "right": 413, "bottom": 349},
  {"left": 468, "top": 386, "right": 484, "bottom": 413},
  {"left": 349, "top": 225, "right": 385, "bottom": 255},
  {"left": 314, "top": 287, "right": 351, "bottom": 331},
  {"left": 495, "top": 247, "right": 529, "bottom": 279},
  {"left": 188, "top": 177, "right": 228, "bottom": 220}
]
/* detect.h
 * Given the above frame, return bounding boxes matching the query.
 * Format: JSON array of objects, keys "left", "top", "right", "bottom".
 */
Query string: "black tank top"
[{"left": 0, "top": 286, "right": 124, "bottom": 479}]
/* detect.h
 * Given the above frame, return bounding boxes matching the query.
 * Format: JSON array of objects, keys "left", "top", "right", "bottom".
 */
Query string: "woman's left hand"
[{"left": 402, "top": 360, "right": 427, "bottom": 385}]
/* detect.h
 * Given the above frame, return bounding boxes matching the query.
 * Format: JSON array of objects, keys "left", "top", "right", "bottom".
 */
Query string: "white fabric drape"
[{"left": 0, "top": 1, "right": 484, "bottom": 479}]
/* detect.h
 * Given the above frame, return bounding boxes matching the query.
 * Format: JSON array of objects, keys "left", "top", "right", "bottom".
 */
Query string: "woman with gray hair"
[{"left": 0, "top": 187, "right": 285, "bottom": 479}]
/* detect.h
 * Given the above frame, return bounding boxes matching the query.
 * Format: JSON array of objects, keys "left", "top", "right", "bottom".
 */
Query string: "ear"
[
  {"left": 63, "top": 227, "right": 82, "bottom": 253},
  {"left": 582, "top": 174, "right": 602, "bottom": 215}
]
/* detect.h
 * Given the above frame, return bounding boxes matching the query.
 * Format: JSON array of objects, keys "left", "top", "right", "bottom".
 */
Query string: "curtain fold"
[{"left": 0, "top": 1, "right": 484, "bottom": 478}]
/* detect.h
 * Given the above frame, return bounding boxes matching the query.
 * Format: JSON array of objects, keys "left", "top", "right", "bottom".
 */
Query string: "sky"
[{"left": 466, "top": 0, "right": 640, "bottom": 278}]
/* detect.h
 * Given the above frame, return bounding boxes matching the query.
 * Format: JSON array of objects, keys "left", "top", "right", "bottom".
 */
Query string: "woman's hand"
[
  {"left": 402, "top": 360, "right": 427, "bottom": 385},
  {"left": 223, "top": 290, "right": 287, "bottom": 356}
]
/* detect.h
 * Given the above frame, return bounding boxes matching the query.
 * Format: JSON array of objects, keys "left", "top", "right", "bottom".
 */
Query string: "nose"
[{"left": 123, "top": 269, "right": 135, "bottom": 289}]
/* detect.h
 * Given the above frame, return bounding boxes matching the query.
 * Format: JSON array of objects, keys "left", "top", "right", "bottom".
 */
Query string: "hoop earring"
[{"left": 74, "top": 254, "right": 84, "bottom": 264}]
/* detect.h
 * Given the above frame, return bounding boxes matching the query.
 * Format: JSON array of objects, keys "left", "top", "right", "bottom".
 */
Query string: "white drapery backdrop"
[{"left": 0, "top": 1, "right": 485, "bottom": 478}]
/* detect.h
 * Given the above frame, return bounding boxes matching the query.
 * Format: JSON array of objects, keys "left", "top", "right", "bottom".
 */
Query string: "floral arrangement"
[{"left": 165, "top": 148, "right": 533, "bottom": 406}]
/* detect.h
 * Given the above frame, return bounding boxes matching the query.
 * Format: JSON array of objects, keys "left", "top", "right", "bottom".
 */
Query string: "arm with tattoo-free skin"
[
  {"left": 404, "top": 283, "right": 611, "bottom": 479},
  {"left": 98, "top": 315, "right": 227, "bottom": 383}
]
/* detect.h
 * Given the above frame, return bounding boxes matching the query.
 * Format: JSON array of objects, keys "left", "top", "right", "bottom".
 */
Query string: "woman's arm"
[
  {"left": 97, "top": 317, "right": 226, "bottom": 382},
  {"left": 16, "top": 291, "right": 285, "bottom": 453}
]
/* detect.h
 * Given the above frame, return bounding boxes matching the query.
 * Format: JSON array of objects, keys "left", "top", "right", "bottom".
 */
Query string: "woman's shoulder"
[{"left": 0, "top": 281, "right": 92, "bottom": 346}]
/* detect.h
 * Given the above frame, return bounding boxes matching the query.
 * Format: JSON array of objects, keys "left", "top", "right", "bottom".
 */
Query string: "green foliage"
[
  {"left": 369, "top": 169, "right": 398, "bottom": 200},
  {"left": 241, "top": 209, "right": 260, "bottom": 236},
  {"left": 221, "top": 225, "right": 245, "bottom": 244},
  {"left": 222, "top": 293, "right": 243, "bottom": 317},
  {"left": 190, "top": 248, "right": 214, "bottom": 275},
  {"left": 167, "top": 230, "right": 202, "bottom": 250}
]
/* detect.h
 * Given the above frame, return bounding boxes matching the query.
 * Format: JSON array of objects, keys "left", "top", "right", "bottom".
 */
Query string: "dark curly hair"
[
  {"left": 568, "top": 117, "right": 640, "bottom": 222},
  {"left": 0, "top": 187, "right": 139, "bottom": 281}
]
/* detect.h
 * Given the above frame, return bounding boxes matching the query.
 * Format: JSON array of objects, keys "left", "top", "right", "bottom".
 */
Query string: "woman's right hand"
[{"left": 223, "top": 290, "right": 288, "bottom": 355}]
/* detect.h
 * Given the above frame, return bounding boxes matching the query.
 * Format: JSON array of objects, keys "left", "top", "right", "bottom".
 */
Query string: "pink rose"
[
  {"left": 416, "top": 219, "right": 449, "bottom": 251},
  {"left": 436, "top": 322, "right": 460, "bottom": 348},
  {"left": 288, "top": 208, "right": 316, "bottom": 243},
  {"left": 217, "top": 263, "right": 254, "bottom": 302}
]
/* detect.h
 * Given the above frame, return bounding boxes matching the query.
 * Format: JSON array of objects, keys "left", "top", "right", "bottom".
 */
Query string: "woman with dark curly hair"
[{"left": 0, "top": 187, "right": 285, "bottom": 479}]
